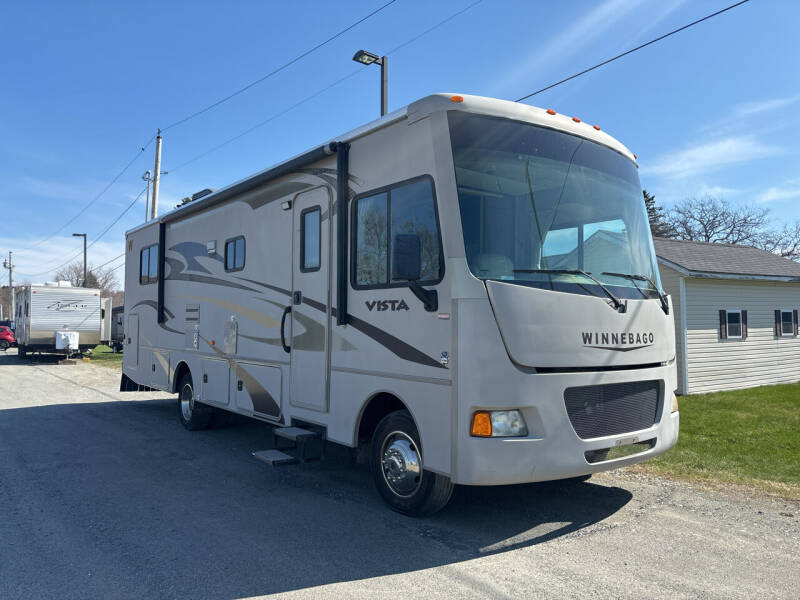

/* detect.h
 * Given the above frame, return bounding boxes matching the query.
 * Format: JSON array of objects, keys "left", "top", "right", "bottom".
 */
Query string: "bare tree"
[
  {"left": 54, "top": 262, "right": 119, "bottom": 295},
  {"left": 755, "top": 222, "right": 800, "bottom": 260},
  {"left": 666, "top": 195, "right": 800, "bottom": 261},
  {"left": 668, "top": 196, "right": 769, "bottom": 245}
]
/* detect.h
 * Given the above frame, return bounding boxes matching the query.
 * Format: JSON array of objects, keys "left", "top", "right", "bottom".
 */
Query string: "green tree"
[{"left": 643, "top": 189, "right": 675, "bottom": 238}]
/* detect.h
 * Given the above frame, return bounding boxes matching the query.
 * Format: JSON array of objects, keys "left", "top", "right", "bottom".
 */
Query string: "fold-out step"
[
  {"left": 273, "top": 426, "right": 320, "bottom": 441},
  {"left": 252, "top": 449, "right": 298, "bottom": 466}
]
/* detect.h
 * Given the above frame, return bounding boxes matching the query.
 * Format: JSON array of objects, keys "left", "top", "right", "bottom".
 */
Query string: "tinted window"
[
  {"left": 301, "top": 208, "right": 321, "bottom": 272},
  {"left": 140, "top": 244, "right": 158, "bottom": 284},
  {"left": 355, "top": 192, "right": 388, "bottom": 286},
  {"left": 727, "top": 311, "right": 742, "bottom": 338},
  {"left": 225, "top": 237, "right": 245, "bottom": 271},
  {"left": 353, "top": 178, "right": 442, "bottom": 289},
  {"left": 140, "top": 247, "right": 150, "bottom": 284}
]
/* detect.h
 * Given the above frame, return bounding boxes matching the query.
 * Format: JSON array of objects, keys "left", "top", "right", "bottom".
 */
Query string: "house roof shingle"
[{"left": 654, "top": 237, "right": 800, "bottom": 278}]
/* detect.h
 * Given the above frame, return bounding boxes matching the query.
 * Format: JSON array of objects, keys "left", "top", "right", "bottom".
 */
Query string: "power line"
[
  {"left": 515, "top": 0, "right": 751, "bottom": 102},
  {"left": 169, "top": 0, "right": 484, "bottom": 173},
  {"left": 95, "top": 252, "right": 125, "bottom": 271},
  {"left": 20, "top": 136, "right": 155, "bottom": 253},
  {"left": 17, "top": 187, "right": 147, "bottom": 278},
  {"left": 160, "top": 0, "right": 399, "bottom": 132}
]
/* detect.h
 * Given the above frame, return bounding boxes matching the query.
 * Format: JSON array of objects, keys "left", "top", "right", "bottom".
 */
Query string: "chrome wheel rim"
[
  {"left": 180, "top": 383, "right": 194, "bottom": 421},
  {"left": 380, "top": 431, "right": 422, "bottom": 497}
]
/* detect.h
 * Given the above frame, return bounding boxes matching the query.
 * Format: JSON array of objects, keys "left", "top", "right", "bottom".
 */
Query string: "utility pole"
[
  {"left": 72, "top": 233, "right": 87, "bottom": 286},
  {"left": 380, "top": 55, "right": 388, "bottom": 117},
  {"left": 151, "top": 130, "right": 162, "bottom": 220},
  {"left": 3, "top": 251, "right": 14, "bottom": 322},
  {"left": 142, "top": 170, "right": 152, "bottom": 222}
]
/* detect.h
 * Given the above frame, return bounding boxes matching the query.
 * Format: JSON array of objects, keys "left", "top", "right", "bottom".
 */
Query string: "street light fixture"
[
  {"left": 72, "top": 233, "right": 87, "bottom": 287},
  {"left": 352, "top": 49, "right": 388, "bottom": 117}
]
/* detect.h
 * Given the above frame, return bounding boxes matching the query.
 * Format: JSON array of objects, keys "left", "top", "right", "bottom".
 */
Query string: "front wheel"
[
  {"left": 178, "top": 372, "right": 212, "bottom": 430},
  {"left": 0, "top": 340, "right": 8, "bottom": 351},
  {"left": 370, "top": 410, "right": 454, "bottom": 517}
]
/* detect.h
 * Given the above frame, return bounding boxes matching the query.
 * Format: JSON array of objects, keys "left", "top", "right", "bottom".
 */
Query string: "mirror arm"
[{"left": 408, "top": 281, "right": 438, "bottom": 312}]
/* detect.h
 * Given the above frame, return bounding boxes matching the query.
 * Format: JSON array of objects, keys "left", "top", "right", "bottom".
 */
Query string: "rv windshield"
[{"left": 449, "top": 112, "right": 662, "bottom": 300}]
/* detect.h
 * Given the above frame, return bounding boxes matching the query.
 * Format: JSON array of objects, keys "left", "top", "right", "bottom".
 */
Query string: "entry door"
[
  {"left": 289, "top": 187, "right": 331, "bottom": 412},
  {"left": 127, "top": 314, "right": 139, "bottom": 367}
]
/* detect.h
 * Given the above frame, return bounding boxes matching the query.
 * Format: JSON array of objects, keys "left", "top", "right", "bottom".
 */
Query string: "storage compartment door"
[
  {"left": 201, "top": 358, "right": 230, "bottom": 407},
  {"left": 233, "top": 362, "right": 282, "bottom": 419},
  {"left": 126, "top": 314, "right": 139, "bottom": 367}
]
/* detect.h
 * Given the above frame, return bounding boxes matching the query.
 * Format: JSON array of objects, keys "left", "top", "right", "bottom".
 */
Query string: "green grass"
[
  {"left": 633, "top": 383, "right": 800, "bottom": 499},
  {"left": 87, "top": 344, "right": 123, "bottom": 369}
]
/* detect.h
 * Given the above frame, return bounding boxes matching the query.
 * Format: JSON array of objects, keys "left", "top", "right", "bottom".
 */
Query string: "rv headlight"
[
  {"left": 671, "top": 392, "right": 679, "bottom": 413},
  {"left": 471, "top": 410, "right": 528, "bottom": 437}
]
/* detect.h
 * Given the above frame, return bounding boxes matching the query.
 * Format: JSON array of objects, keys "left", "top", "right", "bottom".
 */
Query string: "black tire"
[
  {"left": 0, "top": 340, "right": 8, "bottom": 351},
  {"left": 18, "top": 345, "right": 27, "bottom": 359},
  {"left": 177, "top": 372, "right": 212, "bottom": 430},
  {"left": 370, "top": 410, "right": 454, "bottom": 517},
  {"left": 210, "top": 408, "right": 234, "bottom": 428}
]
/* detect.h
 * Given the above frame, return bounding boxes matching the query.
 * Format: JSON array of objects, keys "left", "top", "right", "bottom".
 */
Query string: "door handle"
[{"left": 280, "top": 305, "right": 292, "bottom": 353}]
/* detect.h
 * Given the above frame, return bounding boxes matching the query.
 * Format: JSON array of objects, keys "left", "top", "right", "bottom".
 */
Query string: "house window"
[
  {"left": 301, "top": 207, "right": 321, "bottom": 272},
  {"left": 225, "top": 236, "right": 245, "bottom": 272},
  {"left": 778, "top": 309, "right": 797, "bottom": 337},
  {"left": 352, "top": 176, "right": 443, "bottom": 289},
  {"left": 719, "top": 309, "right": 747, "bottom": 340},
  {"left": 139, "top": 244, "right": 159, "bottom": 285}
]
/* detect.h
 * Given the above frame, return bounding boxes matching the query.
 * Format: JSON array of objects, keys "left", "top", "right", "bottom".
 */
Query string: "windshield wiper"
[
  {"left": 602, "top": 272, "right": 669, "bottom": 314},
  {"left": 513, "top": 268, "right": 625, "bottom": 312}
]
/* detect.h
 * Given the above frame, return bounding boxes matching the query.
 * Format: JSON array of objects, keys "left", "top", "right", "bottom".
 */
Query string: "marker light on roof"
[
  {"left": 593, "top": 125, "right": 601, "bottom": 131},
  {"left": 450, "top": 95, "right": 464, "bottom": 103},
  {"left": 546, "top": 109, "right": 556, "bottom": 115},
  {"left": 572, "top": 116, "right": 581, "bottom": 123}
]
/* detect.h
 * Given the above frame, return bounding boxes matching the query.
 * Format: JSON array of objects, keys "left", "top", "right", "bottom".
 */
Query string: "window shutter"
[
  {"left": 775, "top": 310, "right": 781, "bottom": 336},
  {"left": 719, "top": 310, "right": 727, "bottom": 340},
  {"left": 794, "top": 310, "right": 799, "bottom": 336},
  {"left": 741, "top": 311, "right": 748, "bottom": 340}
]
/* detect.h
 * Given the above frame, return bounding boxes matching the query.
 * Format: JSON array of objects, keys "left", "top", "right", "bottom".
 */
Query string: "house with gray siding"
[
  {"left": 655, "top": 238, "right": 800, "bottom": 395},
  {"left": 654, "top": 238, "right": 800, "bottom": 394}
]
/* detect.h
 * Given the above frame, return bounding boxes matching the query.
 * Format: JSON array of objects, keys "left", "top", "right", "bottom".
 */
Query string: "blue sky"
[{"left": 1, "top": 0, "right": 798, "bottom": 285}]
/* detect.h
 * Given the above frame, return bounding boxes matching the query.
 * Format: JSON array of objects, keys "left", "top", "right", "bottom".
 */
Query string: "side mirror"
[{"left": 391, "top": 234, "right": 422, "bottom": 282}]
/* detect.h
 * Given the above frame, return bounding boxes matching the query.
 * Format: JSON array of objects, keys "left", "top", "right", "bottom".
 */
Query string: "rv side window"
[
  {"left": 301, "top": 207, "right": 321, "bottom": 272},
  {"left": 225, "top": 236, "right": 245, "bottom": 272},
  {"left": 140, "top": 244, "right": 158, "bottom": 285},
  {"left": 352, "top": 176, "right": 442, "bottom": 289}
]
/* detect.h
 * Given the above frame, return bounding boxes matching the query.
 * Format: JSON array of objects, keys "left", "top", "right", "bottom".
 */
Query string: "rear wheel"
[
  {"left": 370, "top": 410, "right": 454, "bottom": 517},
  {"left": 18, "top": 345, "right": 27, "bottom": 358},
  {"left": 178, "top": 372, "right": 212, "bottom": 430},
  {"left": 0, "top": 340, "right": 8, "bottom": 351}
]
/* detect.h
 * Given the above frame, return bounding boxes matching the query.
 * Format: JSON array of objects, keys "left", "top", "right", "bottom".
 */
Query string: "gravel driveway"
[{"left": 0, "top": 349, "right": 797, "bottom": 599}]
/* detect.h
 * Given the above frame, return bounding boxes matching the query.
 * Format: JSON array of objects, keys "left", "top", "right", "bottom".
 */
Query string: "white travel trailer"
[
  {"left": 122, "top": 94, "right": 679, "bottom": 515},
  {"left": 15, "top": 282, "right": 102, "bottom": 357}
]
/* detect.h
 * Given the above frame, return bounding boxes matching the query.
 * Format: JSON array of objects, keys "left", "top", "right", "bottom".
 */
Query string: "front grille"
[{"left": 564, "top": 380, "right": 662, "bottom": 439}]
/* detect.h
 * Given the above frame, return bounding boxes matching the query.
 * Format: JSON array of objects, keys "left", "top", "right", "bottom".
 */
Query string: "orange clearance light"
[
  {"left": 471, "top": 411, "right": 492, "bottom": 437},
  {"left": 593, "top": 124, "right": 601, "bottom": 131},
  {"left": 546, "top": 109, "right": 556, "bottom": 115},
  {"left": 572, "top": 116, "right": 581, "bottom": 123},
  {"left": 210, "top": 339, "right": 215, "bottom": 346},
  {"left": 634, "top": 153, "right": 638, "bottom": 159},
  {"left": 450, "top": 95, "right": 464, "bottom": 103}
]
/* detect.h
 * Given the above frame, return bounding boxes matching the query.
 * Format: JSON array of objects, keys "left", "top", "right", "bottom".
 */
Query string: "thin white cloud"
[
  {"left": 697, "top": 184, "right": 738, "bottom": 198},
  {"left": 757, "top": 184, "right": 800, "bottom": 204},
  {"left": 699, "top": 94, "right": 800, "bottom": 132},
  {"left": 641, "top": 135, "right": 782, "bottom": 179},
  {"left": 495, "top": 0, "right": 643, "bottom": 93}
]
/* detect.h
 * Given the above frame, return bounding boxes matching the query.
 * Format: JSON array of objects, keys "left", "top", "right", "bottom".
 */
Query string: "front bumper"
[{"left": 453, "top": 364, "right": 679, "bottom": 485}]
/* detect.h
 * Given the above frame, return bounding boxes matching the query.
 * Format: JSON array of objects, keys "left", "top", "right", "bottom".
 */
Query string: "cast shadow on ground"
[{"left": 0, "top": 375, "right": 632, "bottom": 598}]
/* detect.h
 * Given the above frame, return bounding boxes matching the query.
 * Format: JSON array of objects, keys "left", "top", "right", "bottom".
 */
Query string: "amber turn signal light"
[
  {"left": 450, "top": 95, "right": 464, "bottom": 103},
  {"left": 471, "top": 411, "right": 492, "bottom": 437}
]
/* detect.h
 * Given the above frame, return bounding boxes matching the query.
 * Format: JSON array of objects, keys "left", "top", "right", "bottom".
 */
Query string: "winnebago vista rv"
[
  {"left": 15, "top": 282, "right": 102, "bottom": 357},
  {"left": 122, "top": 94, "right": 679, "bottom": 515}
]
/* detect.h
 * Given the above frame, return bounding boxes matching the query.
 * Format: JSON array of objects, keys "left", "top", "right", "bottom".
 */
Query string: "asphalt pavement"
[{"left": 0, "top": 349, "right": 797, "bottom": 599}]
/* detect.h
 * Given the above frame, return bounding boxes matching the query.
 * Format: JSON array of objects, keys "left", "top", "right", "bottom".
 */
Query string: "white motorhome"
[
  {"left": 15, "top": 282, "right": 102, "bottom": 357},
  {"left": 122, "top": 94, "right": 679, "bottom": 515}
]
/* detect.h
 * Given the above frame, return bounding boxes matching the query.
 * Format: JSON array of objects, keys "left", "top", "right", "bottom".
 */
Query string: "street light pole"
[
  {"left": 72, "top": 233, "right": 87, "bottom": 287},
  {"left": 352, "top": 50, "right": 388, "bottom": 116}
]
